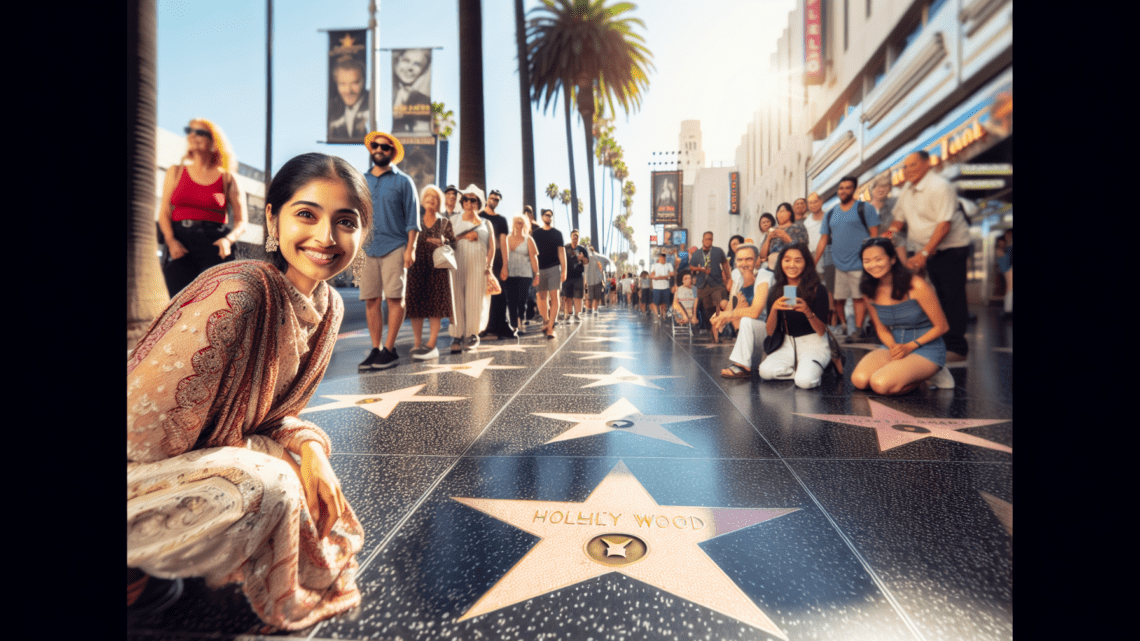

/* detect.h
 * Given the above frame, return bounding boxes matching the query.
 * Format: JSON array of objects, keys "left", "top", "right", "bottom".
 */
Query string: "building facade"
[{"left": 733, "top": 0, "right": 1012, "bottom": 301}]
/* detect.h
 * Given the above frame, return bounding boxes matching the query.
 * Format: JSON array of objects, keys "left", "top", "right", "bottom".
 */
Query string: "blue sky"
[{"left": 157, "top": 0, "right": 796, "bottom": 265}]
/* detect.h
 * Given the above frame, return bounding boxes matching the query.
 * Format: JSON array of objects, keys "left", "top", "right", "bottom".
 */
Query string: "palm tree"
[
  {"left": 559, "top": 188, "right": 572, "bottom": 230},
  {"left": 432, "top": 102, "right": 455, "bottom": 187},
  {"left": 514, "top": 0, "right": 537, "bottom": 212},
  {"left": 527, "top": 0, "right": 653, "bottom": 247},
  {"left": 128, "top": 0, "right": 168, "bottom": 349},
  {"left": 459, "top": 0, "right": 486, "bottom": 188}
]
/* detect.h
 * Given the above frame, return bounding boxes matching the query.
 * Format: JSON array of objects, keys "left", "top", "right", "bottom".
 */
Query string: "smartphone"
[{"left": 784, "top": 285, "right": 797, "bottom": 307}]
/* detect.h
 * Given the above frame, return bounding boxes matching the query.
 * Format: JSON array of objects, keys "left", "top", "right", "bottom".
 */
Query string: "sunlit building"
[{"left": 732, "top": 0, "right": 1012, "bottom": 302}]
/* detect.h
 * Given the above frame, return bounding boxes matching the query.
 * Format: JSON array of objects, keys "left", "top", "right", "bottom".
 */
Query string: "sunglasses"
[
  {"left": 184, "top": 127, "right": 212, "bottom": 138},
  {"left": 370, "top": 142, "right": 395, "bottom": 152},
  {"left": 461, "top": 197, "right": 479, "bottom": 203}
]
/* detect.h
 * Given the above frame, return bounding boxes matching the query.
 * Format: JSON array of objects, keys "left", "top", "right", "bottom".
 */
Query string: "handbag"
[
  {"left": 433, "top": 244, "right": 456, "bottom": 270},
  {"left": 763, "top": 313, "right": 787, "bottom": 354},
  {"left": 486, "top": 271, "right": 502, "bottom": 296},
  {"left": 824, "top": 326, "right": 844, "bottom": 375}
]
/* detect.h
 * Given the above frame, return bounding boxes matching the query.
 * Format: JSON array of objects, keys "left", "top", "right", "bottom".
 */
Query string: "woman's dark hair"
[
  {"left": 766, "top": 242, "right": 820, "bottom": 311},
  {"left": 727, "top": 234, "right": 745, "bottom": 261},
  {"left": 775, "top": 203, "right": 794, "bottom": 223},
  {"left": 265, "top": 153, "right": 373, "bottom": 274},
  {"left": 858, "top": 237, "right": 911, "bottom": 300},
  {"left": 759, "top": 213, "right": 776, "bottom": 230}
]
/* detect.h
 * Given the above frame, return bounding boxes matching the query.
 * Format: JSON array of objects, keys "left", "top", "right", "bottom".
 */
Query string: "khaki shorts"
[
  {"left": 833, "top": 269, "right": 863, "bottom": 300},
  {"left": 358, "top": 249, "right": 407, "bottom": 300}
]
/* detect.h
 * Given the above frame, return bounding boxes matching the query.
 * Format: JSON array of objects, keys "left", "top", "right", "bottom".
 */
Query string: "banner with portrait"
[
  {"left": 394, "top": 134, "right": 437, "bottom": 195},
  {"left": 651, "top": 171, "right": 682, "bottom": 226},
  {"left": 392, "top": 48, "right": 433, "bottom": 135},
  {"left": 327, "top": 30, "right": 369, "bottom": 144}
]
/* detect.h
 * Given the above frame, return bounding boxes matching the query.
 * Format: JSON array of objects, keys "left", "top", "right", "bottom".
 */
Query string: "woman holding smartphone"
[
  {"left": 850, "top": 237, "right": 954, "bottom": 394},
  {"left": 758, "top": 243, "right": 833, "bottom": 389}
]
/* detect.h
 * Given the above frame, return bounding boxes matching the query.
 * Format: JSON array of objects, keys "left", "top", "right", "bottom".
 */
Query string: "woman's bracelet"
[{"left": 913, "top": 339, "right": 922, "bottom": 348}]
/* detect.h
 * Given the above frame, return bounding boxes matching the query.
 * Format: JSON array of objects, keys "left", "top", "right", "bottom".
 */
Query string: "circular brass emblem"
[
  {"left": 355, "top": 398, "right": 382, "bottom": 405},
  {"left": 891, "top": 424, "right": 931, "bottom": 434},
  {"left": 605, "top": 419, "right": 635, "bottom": 429},
  {"left": 584, "top": 534, "right": 648, "bottom": 567}
]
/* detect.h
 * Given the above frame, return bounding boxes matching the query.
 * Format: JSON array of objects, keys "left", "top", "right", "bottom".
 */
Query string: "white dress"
[{"left": 448, "top": 214, "right": 493, "bottom": 338}]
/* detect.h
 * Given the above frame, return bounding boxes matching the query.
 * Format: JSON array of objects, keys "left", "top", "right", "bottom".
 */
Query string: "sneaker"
[
  {"left": 374, "top": 346, "right": 399, "bottom": 369},
  {"left": 466, "top": 334, "right": 480, "bottom": 351},
  {"left": 358, "top": 347, "right": 382, "bottom": 372},
  {"left": 572, "top": 313, "right": 581, "bottom": 322},
  {"left": 413, "top": 346, "right": 439, "bottom": 360},
  {"left": 928, "top": 365, "right": 955, "bottom": 389},
  {"left": 451, "top": 337, "right": 464, "bottom": 353}
]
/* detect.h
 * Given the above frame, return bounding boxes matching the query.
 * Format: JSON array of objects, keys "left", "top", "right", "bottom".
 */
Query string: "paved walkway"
[{"left": 129, "top": 304, "right": 1013, "bottom": 641}]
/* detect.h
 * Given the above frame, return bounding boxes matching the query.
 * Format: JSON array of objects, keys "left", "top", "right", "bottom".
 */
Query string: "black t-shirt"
[
  {"left": 532, "top": 227, "right": 565, "bottom": 270},
  {"left": 565, "top": 243, "right": 585, "bottom": 279},
  {"left": 480, "top": 211, "right": 509, "bottom": 270},
  {"left": 765, "top": 283, "right": 831, "bottom": 337}
]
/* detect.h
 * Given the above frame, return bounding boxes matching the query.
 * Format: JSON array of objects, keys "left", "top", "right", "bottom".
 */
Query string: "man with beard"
[
  {"left": 814, "top": 176, "right": 879, "bottom": 342},
  {"left": 328, "top": 59, "right": 370, "bottom": 143},
  {"left": 480, "top": 189, "right": 515, "bottom": 340},
  {"left": 358, "top": 131, "right": 420, "bottom": 371},
  {"left": 713, "top": 242, "right": 772, "bottom": 378},
  {"left": 441, "top": 185, "right": 461, "bottom": 217},
  {"left": 792, "top": 197, "right": 808, "bottom": 222},
  {"left": 688, "top": 232, "right": 731, "bottom": 333}
]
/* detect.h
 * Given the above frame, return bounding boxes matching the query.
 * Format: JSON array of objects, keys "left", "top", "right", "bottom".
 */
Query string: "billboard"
[
  {"left": 392, "top": 48, "right": 433, "bottom": 134},
  {"left": 804, "top": 1, "right": 824, "bottom": 85},
  {"left": 651, "top": 171, "right": 682, "bottom": 226},
  {"left": 327, "top": 30, "right": 370, "bottom": 144}
]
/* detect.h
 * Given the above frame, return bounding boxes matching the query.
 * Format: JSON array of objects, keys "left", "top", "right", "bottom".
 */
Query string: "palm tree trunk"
[
  {"left": 459, "top": 0, "right": 486, "bottom": 188},
  {"left": 127, "top": 0, "right": 169, "bottom": 350},
  {"left": 513, "top": 0, "right": 536, "bottom": 212},
  {"left": 583, "top": 125, "right": 598, "bottom": 250},
  {"left": 563, "top": 95, "right": 579, "bottom": 232}
]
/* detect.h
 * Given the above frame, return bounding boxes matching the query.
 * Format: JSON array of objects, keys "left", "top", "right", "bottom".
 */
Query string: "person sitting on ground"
[
  {"left": 757, "top": 243, "right": 833, "bottom": 389},
  {"left": 850, "top": 237, "right": 954, "bottom": 394},
  {"left": 128, "top": 153, "right": 370, "bottom": 629},
  {"left": 715, "top": 243, "right": 771, "bottom": 378},
  {"left": 672, "top": 272, "right": 700, "bottom": 327}
]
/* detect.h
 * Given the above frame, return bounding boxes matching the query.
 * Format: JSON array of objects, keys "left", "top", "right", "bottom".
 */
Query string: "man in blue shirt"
[
  {"left": 814, "top": 176, "right": 879, "bottom": 342},
  {"left": 358, "top": 131, "right": 421, "bottom": 371}
]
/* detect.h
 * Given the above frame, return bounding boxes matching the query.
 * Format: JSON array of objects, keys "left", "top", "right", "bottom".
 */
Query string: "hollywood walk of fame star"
[
  {"left": 566, "top": 366, "right": 680, "bottom": 390},
  {"left": 300, "top": 385, "right": 465, "bottom": 419},
  {"left": 465, "top": 344, "right": 540, "bottom": 354},
  {"left": 795, "top": 400, "right": 1011, "bottom": 453},
  {"left": 979, "top": 491, "right": 1012, "bottom": 538},
  {"left": 533, "top": 397, "right": 712, "bottom": 448},
  {"left": 413, "top": 357, "right": 523, "bottom": 378},
  {"left": 572, "top": 350, "right": 638, "bottom": 361},
  {"left": 451, "top": 461, "right": 798, "bottom": 639}
]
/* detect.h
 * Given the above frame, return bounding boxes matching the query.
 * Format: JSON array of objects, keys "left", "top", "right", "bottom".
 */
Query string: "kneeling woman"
[
  {"left": 128, "top": 153, "right": 370, "bottom": 630},
  {"left": 758, "top": 243, "right": 833, "bottom": 389},
  {"left": 851, "top": 237, "right": 953, "bottom": 394}
]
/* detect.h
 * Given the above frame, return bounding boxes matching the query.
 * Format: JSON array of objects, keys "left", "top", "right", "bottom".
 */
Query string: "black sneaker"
[
  {"left": 374, "top": 346, "right": 399, "bottom": 370},
  {"left": 358, "top": 348, "right": 382, "bottom": 372}
]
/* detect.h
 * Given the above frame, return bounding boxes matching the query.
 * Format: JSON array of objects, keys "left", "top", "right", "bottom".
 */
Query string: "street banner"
[
  {"left": 729, "top": 172, "right": 739, "bottom": 214},
  {"left": 392, "top": 48, "right": 433, "bottom": 134},
  {"left": 327, "top": 29, "right": 370, "bottom": 144},
  {"left": 651, "top": 171, "right": 682, "bottom": 226},
  {"left": 804, "top": 1, "right": 824, "bottom": 85},
  {"left": 394, "top": 134, "right": 437, "bottom": 195}
]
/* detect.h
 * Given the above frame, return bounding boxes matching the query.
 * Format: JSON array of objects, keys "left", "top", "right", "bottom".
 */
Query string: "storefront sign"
[
  {"left": 729, "top": 172, "right": 739, "bottom": 215},
  {"left": 804, "top": 1, "right": 824, "bottom": 85}
]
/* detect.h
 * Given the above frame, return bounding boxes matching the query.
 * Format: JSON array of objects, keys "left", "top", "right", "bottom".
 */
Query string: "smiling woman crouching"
[{"left": 127, "top": 153, "right": 373, "bottom": 630}]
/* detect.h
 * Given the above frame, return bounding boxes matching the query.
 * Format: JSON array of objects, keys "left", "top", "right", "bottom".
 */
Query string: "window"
[{"left": 929, "top": 0, "right": 948, "bottom": 19}]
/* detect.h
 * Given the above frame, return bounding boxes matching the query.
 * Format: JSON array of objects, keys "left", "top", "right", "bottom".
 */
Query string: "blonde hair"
[
  {"left": 512, "top": 215, "right": 532, "bottom": 236},
  {"left": 185, "top": 118, "right": 236, "bottom": 173}
]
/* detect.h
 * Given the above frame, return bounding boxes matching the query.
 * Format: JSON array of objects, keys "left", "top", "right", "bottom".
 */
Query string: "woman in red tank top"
[{"left": 157, "top": 119, "right": 246, "bottom": 296}]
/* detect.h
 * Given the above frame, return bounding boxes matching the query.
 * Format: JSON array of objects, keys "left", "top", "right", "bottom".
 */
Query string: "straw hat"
[{"left": 363, "top": 131, "right": 405, "bottom": 165}]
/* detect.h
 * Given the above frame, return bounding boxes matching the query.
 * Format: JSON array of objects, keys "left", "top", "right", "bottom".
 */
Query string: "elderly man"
[
  {"left": 713, "top": 242, "right": 773, "bottom": 378},
  {"left": 886, "top": 151, "right": 970, "bottom": 360},
  {"left": 358, "top": 131, "right": 420, "bottom": 371}
]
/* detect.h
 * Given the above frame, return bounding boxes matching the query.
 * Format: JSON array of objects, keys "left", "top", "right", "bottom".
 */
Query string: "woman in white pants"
[
  {"left": 758, "top": 244, "right": 833, "bottom": 389},
  {"left": 448, "top": 185, "right": 496, "bottom": 352}
]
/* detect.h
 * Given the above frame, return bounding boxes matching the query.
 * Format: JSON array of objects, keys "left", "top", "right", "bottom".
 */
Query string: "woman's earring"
[
  {"left": 351, "top": 250, "right": 367, "bottom": 287},
  {"left": 265, "top": 233, "right": 279, "bottom": 252}
]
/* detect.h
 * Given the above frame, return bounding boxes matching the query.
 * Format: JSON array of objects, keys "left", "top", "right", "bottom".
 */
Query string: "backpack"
[{"left": 826, "top": 201, "right": 867, "bottom": 245}]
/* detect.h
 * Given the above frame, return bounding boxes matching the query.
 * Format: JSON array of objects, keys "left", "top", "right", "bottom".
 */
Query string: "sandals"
[{"left": 721, "top": 364, "right": 751, "bottom": 379}]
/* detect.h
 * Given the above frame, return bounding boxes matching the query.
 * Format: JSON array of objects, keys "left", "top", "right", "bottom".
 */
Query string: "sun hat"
[{"left": 363, "top": 131, "right": 405, "bottom": 165}]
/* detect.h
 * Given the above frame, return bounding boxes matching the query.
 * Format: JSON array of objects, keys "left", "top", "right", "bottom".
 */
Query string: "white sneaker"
[
  {"left": 928, "top": 366, "right": 955, "bottom": 389},
  {"left": 572, "top": 313, "right": 581, "bottom": 322},
  {"left": 412, "top": 346, "right": 439, "bottom": 360}
]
